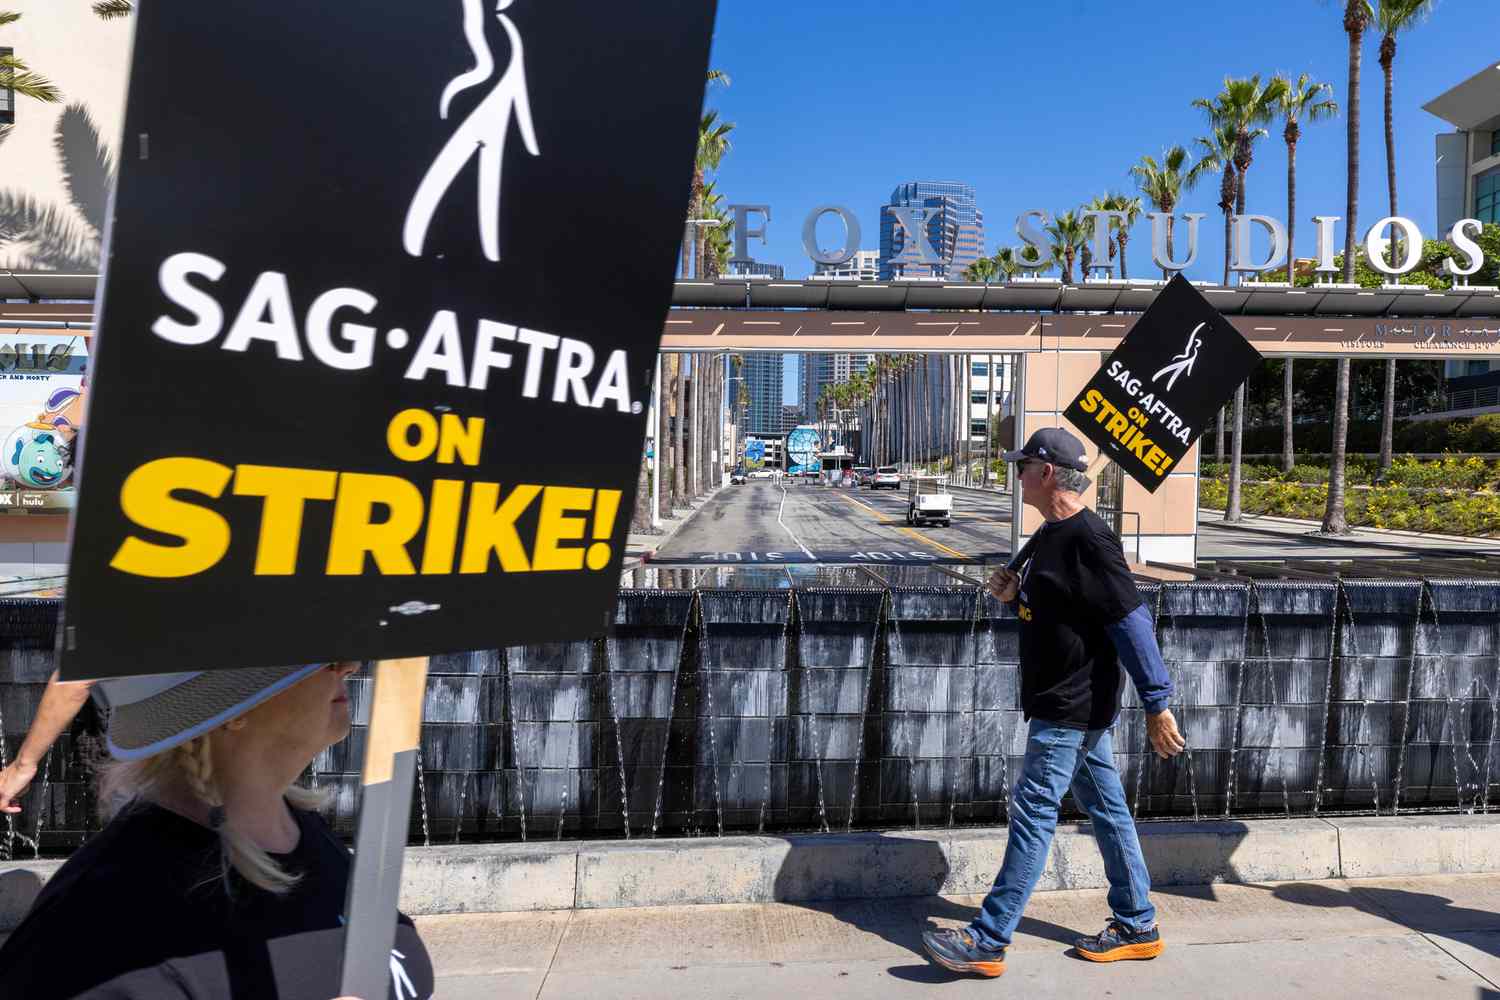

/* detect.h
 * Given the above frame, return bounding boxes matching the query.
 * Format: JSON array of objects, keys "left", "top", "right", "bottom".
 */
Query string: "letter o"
[
  {"left": 386, "top": 408, "right": 439, "bottom": 462},
  {"left": 1364, "top": 216, "right": 1424, "bottom": 276},
  {"left": 801, "top": 206, "right": 862, "bottom": 266}
]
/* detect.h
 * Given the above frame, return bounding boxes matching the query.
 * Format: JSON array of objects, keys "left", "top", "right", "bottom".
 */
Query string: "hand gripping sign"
[
  {"left": 60, "top": 4, "right": 716, "bottom": 998},
  {"left": 1061, "top": 274, "right": 1262, "bottom": 492}
]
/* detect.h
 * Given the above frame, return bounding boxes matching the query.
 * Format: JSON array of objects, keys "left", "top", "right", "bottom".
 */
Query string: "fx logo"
[
  {"left": 1151, "top": 322, "right": 1205, "bottom": 392},
  {"left": 403, "top": 0, "right": 540, "bottom": 263}
]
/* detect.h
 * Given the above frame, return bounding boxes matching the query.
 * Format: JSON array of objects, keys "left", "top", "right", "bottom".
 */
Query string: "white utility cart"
[{"left": 906, "top": 475, "right": 952, "bottom": 527}]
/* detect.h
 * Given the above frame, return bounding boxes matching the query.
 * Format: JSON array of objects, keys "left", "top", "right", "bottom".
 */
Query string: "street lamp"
[
  {"left": 724, "top": 372, "right": 746, "bottom": 474},
  {"left": 682, "top": 218, "right": 724, "bottom": 280}
]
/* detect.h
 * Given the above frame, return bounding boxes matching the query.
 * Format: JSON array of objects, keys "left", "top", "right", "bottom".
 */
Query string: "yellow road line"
[
  {"left": 901, "top": 527, "right": 971, "bottom": 560},
  {"left": 836, "top": 492, "right": 972, "bottom": 559},
  {"left": 837, "top": 492, "right": 893, "bottom": 523}
]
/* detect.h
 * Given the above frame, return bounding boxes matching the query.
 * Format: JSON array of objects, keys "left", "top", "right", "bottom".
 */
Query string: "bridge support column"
[{"left": 1017, "top": 343, "right": 1198, "bottom": 566}]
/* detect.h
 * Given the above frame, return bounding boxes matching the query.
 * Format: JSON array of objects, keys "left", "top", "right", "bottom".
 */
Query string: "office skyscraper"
[
  {"left": 878, "top": 181, "right": 985, "bottom": 280},
  {"left": 801, "top": 353, "right": 875, "bottom": 418},
  {"left": 728, "top": 260, "right": 786, "bottom": 279},
  {"left": 738, "top": 353, "right": 785, "bottom": 437},
  {"left": 812, "top": 250, "right": 880, "bottom": 281}
]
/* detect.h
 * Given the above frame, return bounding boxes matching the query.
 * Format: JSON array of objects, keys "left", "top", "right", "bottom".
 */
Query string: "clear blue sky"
[{"left": 703, "top": 0, "right": 1500, "bottom": 400}]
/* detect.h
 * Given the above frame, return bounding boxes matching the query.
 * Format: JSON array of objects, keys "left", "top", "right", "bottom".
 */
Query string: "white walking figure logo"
[
  {"left": 1151, "top": 322, "right": 1206, "bottom": 391},
  {"left": 389, "top": 948, "right": 417, "bottom": 999},
  {"left": 403, "top": 0, "right": 540, "bottom": 262}
]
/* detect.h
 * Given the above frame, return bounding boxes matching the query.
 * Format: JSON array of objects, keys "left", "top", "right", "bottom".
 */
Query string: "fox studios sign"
[{"left": 736, "top": 201, "right": 1495, "bottom": 281}]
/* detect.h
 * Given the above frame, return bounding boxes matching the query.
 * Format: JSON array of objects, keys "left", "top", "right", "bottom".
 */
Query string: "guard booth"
[{"left": 819, "top": 448, "right": 855, "bottom": 485}]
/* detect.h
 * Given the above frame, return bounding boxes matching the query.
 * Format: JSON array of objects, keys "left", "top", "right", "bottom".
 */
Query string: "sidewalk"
[
  {"left": 424, "top": 872, "right": 1500, "bottom": 999},
  {"left": 624, "top": 485, "right": 725, "bottom": 567},
  {"left": 1197, "top": 506, "right": 1500, "bottom": 560}
]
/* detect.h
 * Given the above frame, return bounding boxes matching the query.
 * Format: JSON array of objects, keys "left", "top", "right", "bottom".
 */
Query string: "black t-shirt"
[
  {"left": 1014, "top": 508, "right": 1143, "bottom": 731},
  {"left": 0, "top": 802, "right": 434, "bottom": 1000}
]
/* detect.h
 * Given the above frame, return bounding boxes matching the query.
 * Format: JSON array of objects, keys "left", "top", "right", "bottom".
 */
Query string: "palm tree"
[
  {"left": 1274, "top": 74, "right": 1339, "bottom": 279},
  {"left": 1325, "top": 0, "right": 1375, "bottom": 535},
  {"left": 690, "top": 111, "right": 734, "bottom": 278},
  {"left": 1104, "top": 193, "right": 1143, "bottom": 279},
  {"left": 1374, "top": 0, "right": 1435, "bottom": 473},
  {"left": 92, "top": 0, "right": 133, "bottom": 16},
  {"left": 1375, "top": 1, "right": 1429, "bottom": 254},
  {"left": 1192, "top": 122, "right": 1241, "bottom": 287},
  {"left": 673, "top": 354, "right": 688, "bottom": 506},
  {"left": 699, "top": 183, "right": 734, "bottom": 278},
  {"left": 0, "top": 13, "right": 60, "bottom": 106},
  {"left": 1044, "top": 211, "right": 1087, "bottom": 284},
  {"left": 1130, "top": 146, "right": 1201, "bottom": 279},
  {"left": 994, "top": 246, "right": 1022, "bottom": 281},
  {"left": 981, "top": 354, "right": 995, "bottom": 485},
  {"left": 1342, "top": 1, "right": 1374, "bottom": 284},
  {"left": 1272, "top": 73, "right": 1337, "bottom": 474},
  {"left": 964, "top": 256, "right": 999, "bottom": 283},
  {"left": 1194, "top": 76, "right": 1284, "bottom": 278},
  {"left": 1194, "top": 77, "right": 1283, "bottom": 525}
]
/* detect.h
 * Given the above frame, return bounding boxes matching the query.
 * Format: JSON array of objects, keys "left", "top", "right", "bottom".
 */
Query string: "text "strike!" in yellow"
[
  {"left": 1077, "top": 389, "right": 1176, "bottom": 476},
  {"left": 109, "top": 408, "right": 622, "bottom": 579}
]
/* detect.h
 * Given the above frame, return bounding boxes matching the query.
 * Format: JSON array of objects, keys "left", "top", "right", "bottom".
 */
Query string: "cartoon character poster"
[{"left": 0, "top": 334, "right": 88, "bottom": 512}]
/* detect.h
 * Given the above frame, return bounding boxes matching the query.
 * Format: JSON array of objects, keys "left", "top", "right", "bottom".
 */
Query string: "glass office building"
[
  {"left": 878, "top": 180, "right": 985, "bottom": 280},
  {"left": 1425, "top": 63, "right": 1500, "bottom": 409},
  {"left": 737, "top": 354, "right": 785, "bottom": 438}
]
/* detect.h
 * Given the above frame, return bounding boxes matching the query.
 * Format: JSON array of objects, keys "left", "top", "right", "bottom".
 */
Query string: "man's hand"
[
  {"left": 0, "top": 758, "right": 38, "bottom": 813},
  {"left": 1146, "top": 709, "right": 1186, "bottom": 759},
  {"left": 986, "top": 567, "right": 1019, "bottom": 603}
]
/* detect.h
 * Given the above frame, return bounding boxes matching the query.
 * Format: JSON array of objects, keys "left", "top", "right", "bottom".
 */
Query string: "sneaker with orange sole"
[
  {"left": 921, "top": 927, "right": 1007, "bottom": 978},
  {"left": 1073, "top": 920, "right": 1164, "bottom": 962}
]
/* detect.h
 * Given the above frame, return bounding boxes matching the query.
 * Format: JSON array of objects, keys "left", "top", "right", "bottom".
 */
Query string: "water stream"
[{"left": 3, "top": 570, "right": 1498, "bottom": 849}]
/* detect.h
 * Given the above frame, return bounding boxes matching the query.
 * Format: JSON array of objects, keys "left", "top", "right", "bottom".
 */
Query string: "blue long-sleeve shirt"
[{"left": 1105, "top": 603, "right": 1173, "bottom": 714}]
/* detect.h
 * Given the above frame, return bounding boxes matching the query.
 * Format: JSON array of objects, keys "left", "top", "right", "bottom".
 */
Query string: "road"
[
  {"left": 652, "top": 480, "right": 1500, "bottom": 567},
  {"left": 655, "top": 480, "right": 1013, "bottom": 565}
]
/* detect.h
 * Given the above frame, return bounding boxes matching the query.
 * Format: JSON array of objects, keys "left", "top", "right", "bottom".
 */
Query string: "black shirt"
[
  {"left": 1014, "top": 508, "right": 1143, "bottom": 730},
  {"left": 0, "top": 802, "right": 434, "bottom": 1000}
]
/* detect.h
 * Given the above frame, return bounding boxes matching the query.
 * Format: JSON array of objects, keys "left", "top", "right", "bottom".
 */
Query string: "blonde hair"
[{"left": 97, "top": 734, "right": 330, "bottom": 895}]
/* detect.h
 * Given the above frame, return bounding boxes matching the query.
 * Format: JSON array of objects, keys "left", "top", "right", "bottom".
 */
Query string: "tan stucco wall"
[{"left": 0, "top": 4, "right": 131, "bottom": 271}]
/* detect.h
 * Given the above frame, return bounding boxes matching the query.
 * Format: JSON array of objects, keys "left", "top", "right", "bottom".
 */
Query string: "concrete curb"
[
  {"left": 1195, "top": 508, "right": 1498, "bottom": 546},
  {"left": 4, "top": 814, "right": 1497, "bottom": 927}
]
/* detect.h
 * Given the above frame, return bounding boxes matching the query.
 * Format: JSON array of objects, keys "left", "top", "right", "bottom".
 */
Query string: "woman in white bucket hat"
[{"left": 0, "top": 662, "right": 433, "bottom": 999}]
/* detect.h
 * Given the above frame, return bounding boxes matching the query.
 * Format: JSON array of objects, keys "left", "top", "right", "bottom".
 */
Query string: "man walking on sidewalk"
[{"left": 922, "top": 428, "right": 1186, "bottom": 978}]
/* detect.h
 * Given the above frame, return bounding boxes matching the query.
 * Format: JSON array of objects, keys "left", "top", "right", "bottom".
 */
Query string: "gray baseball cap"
[{"left": 1001, "top": 427, "right": 1088, "bottom": 471}]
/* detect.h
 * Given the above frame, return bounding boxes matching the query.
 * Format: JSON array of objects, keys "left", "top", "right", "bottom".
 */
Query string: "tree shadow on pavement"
[{"left": 1253, "top": 880, "right": 1500, "bottom": 962}]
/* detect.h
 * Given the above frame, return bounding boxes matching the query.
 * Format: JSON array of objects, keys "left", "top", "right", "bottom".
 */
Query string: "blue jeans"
[{"left": 970, "top": 718, "right": 1155, "bottom": 950}]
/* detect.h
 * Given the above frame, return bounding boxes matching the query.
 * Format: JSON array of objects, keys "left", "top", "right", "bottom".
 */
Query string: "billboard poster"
[{"left": 0, "top": 333, "right": 87, "bottom": 514}]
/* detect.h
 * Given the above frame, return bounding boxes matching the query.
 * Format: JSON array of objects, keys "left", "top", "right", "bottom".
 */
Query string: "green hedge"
[
  {"left": 1201, "top": 455, "right": 1500, "bottom": 489},
  {"left": 1199, "top": 478, "right": 1500, "bottom": 536}
]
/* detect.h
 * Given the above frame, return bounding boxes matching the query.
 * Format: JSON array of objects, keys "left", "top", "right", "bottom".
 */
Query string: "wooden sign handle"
[{"left": 339, "top": 656, "right": 429, "bottom": 1000}]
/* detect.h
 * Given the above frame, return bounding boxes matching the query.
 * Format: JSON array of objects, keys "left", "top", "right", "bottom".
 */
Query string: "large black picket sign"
[
  {"left": 1062, "top": 274, "right": 1262, "bottom": 493},
  {"left": 60, "top": 1, "right": 716, "bottom": 679}
]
